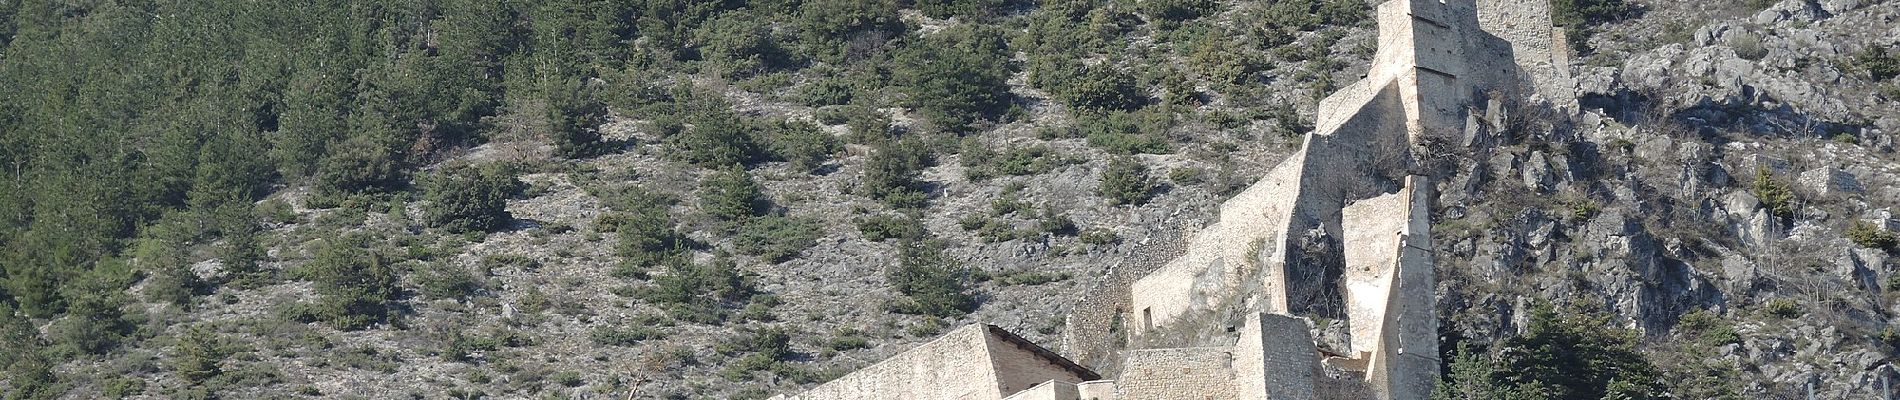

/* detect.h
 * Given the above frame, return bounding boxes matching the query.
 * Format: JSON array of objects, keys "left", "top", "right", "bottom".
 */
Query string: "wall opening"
[{"left": 1142, "top": 308, "right": 1153, "bottom": 333}]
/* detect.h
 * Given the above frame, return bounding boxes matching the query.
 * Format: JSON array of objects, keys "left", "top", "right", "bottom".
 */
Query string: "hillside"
[{"left": 0, "top": 0, "right": 1896, "bottom": 399}]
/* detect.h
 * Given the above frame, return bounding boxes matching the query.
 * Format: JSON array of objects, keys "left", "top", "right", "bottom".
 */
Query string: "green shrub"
[
  {"left": 1491, "top": 302, "right": 1663, "bottom": 399},
  {"left": 547, "top": 78, "right": 610, "bottom": 158},
  {"left": 292, "top": 235, "right": 398, "bottom": 330},
  {"left": 1073, "top": 111, "right": 1173, "bottom": 155},
  {"left": 914, "top": 0, "right": 1005, "bottom": 20},
  {"left": 843, "top": 105, "right": 895, "bottom": 143},
  {"left": 615, "top": 205, "right": 688, "bottom": 274},
  {"left": 700, "top": 165, "right": 769, "bottom": 223},
  {"left": 827, "top": 334, "right": 870, "bottom": 351},
  {"left": 1551, "top": 0, "right": 1634, "bottom": 51},
  {"left": 416, "top": 262, "right": 482, "bottom": 300},
  {"left": 1847, "top": 220, "right": 1897, "bottom": 249},
  {"left": 311, "top": 137, "right": 402, "bottom": 198},
  {"left": 640, "top": 255, "right": 757, "bottom": 324},
  {"left": 1187, "top": 31, "right": 1267, "bottom": 86},
  {"left": 1038, "top": 208, "right": 1079, "bottom": 236},
  {"left": 797, "top": 78, "right": 857, "bottom": 107},
  {"left": 1098, "top": 157, "right": 1157, "bottom": 206},
  {"left": 420, "top": 164, "right": 522, "bottom": 233},
  {"left": 1138, "top": 0, "right": 1217, "bottom": 26},
  {"left": 1676, "top": 310, "right": 1741, "bottom": 347},
  {"left": 861, "top": 138, "right": 934, "bottom": 209},
  {"left": 1728, "top": 31, "right": 1767, "bottom": 61},
  {"left": 665, "top": 97, "right": 766, "bottom": 168},
  {"left": 103, "top": 377, "right": 145, "bottom": 398},
  {"left": 52, "top": 269, "right": 134, "bottom": 355},
  {"left": 174, "top": 327, "right": 227, "bottom": 385},
  {"left": 1878, "top": 327, "right": 1900, "bottom": 354},
  {"left": 857, "top": 214, "right": 927, "bottom": 241},
  {"left": 1762, "top": 298, "right": 1803, "bottom": 319},
  {"left": 1750, "top": 167, "right": 1795, "bottom": 218},
  {"left": 1846, "top": 46, "right": 1900, "bottom": 81},
  {"left": 895, "top": 26, "right": 1012, "bottom": 131},
  {"left": 717, "top": 327, "right": 798, "bottom": 380},
  {"left": 135, "top": 236, "right": 200, "bottom": 307},
  {"left": 1079, "top": 229, "right": 1120, "bottom": 245},
  {"left": 975, "top": 218, "right": 1034, "bottom": 243},
  {"left": 886, "top": 240, "right": 976, "bottom": 317},
  {"left": 1169, "top": 167, "right": 1206, "bottom": 186},
  {"left": 765, "top": 120, "right": 841, "bottom": 173},
  {"left": 995, "top": 270, "right": 1070, "bottom": 286},
  {"left": 1249, "top": 0, "right": 1364, "bottom": 32},
  {"left": 551, "top": 370, "right": 583, "bottom": 387},
  {"left": 964, "top": 144, "right": 1080, "bottom": 180},
  {"left": 697, "top": 13, "right": 793, "bottom": 77},
  {"left": 1032, "top": 61, "right": 1145, "bottom": 111},
  {"left": 732, "top": 216, "right": 821, "bottom": 263}
]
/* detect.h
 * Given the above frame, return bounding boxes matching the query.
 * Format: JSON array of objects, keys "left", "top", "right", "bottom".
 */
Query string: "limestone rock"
[
  {"left": 1522, "top": 151, "right": 1556, "bottom": 192},
  {"left": 1724, "top": 191, "right": 1778, "bottom": 247},
  {"left": 1818, "top": 0, "right": 1861, "bottom": 14},
  {"left": 1753, "top": 0, "right": 1826, "bottom": 26},
  {"left": 1797, "top": 167, "right": 1863, "bottom": 195}
]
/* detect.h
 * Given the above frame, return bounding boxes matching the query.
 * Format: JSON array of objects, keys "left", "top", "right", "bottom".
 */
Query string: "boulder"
[
  {"left": 1797, "top": 167, "right": 1863, "bottom": 195},
  {"left": 1817, "top": 0, "right": 1861, "bottom": 14},
  {"left": 1521, "top": 151, "right": 1556, "bottom": 192}
]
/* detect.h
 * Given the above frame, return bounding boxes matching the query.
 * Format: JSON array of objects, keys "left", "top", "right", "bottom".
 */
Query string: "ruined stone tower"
[{"left": 775, "top": 1, "right": 1576, "bottom": 399}]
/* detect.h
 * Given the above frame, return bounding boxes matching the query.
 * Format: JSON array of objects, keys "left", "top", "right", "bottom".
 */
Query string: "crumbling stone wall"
[
  {"left": 1339, "top": 177, "right": 1439, "bottom": 400},
  {"left": 1062, "top": 229, "right": 1186, "bottom": 370},
  {"left": 1113, "top": 348, "right": 1239, "bottom": 400},
  {"left": 1474, "top": 0, "right": 1576, "bottom": 110},
  {"left": 1234, "top": 313, "right": 1323, "bottom": 400}
]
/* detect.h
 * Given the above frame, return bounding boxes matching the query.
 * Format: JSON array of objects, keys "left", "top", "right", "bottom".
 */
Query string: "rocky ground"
[{"left": 1437, "top": 0, "right": 1900, "bottom": 397}]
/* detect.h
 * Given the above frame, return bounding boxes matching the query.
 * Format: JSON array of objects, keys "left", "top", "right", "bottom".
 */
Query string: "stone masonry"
[{"left": 774, "top": 1, "right": 1574, "bottom": 399}]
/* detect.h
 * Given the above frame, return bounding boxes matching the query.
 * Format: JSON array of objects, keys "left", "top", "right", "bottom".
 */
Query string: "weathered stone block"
[{"left": 1797, "top": 167, "right": 1862, "bottom": 195}]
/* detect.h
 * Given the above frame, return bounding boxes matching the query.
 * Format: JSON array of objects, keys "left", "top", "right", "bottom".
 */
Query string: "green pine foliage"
[
  {"left": 895, "top": 26, "right": 1013, "bottom": 132},
  {"left": 1848, "top": 220, "right": 1898, "bottom": 249},
  {"left": 885, "top": 240, "right": 976, "bottom": 317},
  {"left": 290, "top": 235, "right": 399, "bottom": 331},
  {"left": 640, "top": 254, "right": 759, "bottom": 324},
  {"left": 1846, "top": 46, "right": 1900, "bottom": 81},
  {"left": 421, "top": 164, "right": 523, "bottom": 233},
  {"left": 547, "top": 79, "right": 612, "bottom": 158},
  {"left": 615, "top": 201, "right": 689, "bottom": 275},
  {"left": 700, "top": 166, "right": 770, "bottom": 223},
  {"left": 1551, "top": 0, "right": 1635, "bottom": 51},
  {"left": 173, "top": 327, "right": 227, "bottom": 385},
  {"left": 1438, "top": 303, "right": 1665, "bottom": 400},
  {"left": 1098, "top": 157, "right": 1157, "bottom": 206},
  {"left": 764, "top": 120, "right": 842, "bottom": 173},
  {"left": 861, "top": 138, "right": 935, "bottom": 209},
  {"left": 1750, "top": 167, "right": 1796, "bottom": 219},
  {"left": 732, "top": 216, "right": 822, "bottom": 263}
]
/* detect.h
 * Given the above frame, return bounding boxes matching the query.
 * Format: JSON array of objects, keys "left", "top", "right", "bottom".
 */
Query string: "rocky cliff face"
[{"left": 1434, "top": 0, "right": 1900, "bottom": 396}]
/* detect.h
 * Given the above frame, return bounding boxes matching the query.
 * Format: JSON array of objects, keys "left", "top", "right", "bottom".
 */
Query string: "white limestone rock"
[{"left": 1797, "top": 167, "right": 1863, "bottom": 195}]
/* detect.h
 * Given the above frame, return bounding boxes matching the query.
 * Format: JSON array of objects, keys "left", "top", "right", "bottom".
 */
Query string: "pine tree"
[{"left": 700, "top": 165, "right": 768, "bottom": 223}]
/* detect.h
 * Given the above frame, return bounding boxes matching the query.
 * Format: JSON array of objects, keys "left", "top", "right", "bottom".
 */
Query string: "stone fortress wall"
[
  {"left": 774, "top": 0, "right": 1576, "bottom": 399},
  {"left": 776, "top": 325, "right": 1099, "bottom": 400}
]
